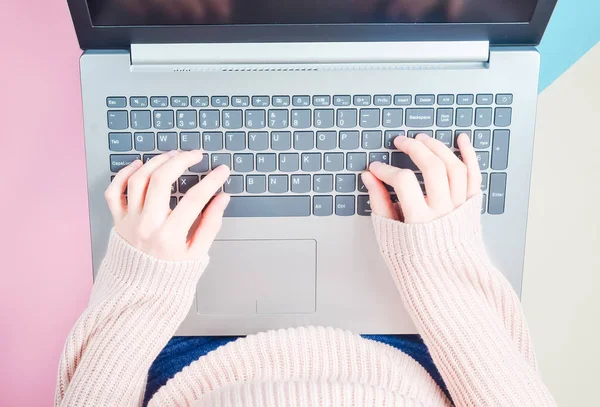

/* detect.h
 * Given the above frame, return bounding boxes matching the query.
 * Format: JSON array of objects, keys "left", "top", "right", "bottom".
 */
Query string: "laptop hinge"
[{"left": 131, "top": 41, "right": 490, "bottom": 66}]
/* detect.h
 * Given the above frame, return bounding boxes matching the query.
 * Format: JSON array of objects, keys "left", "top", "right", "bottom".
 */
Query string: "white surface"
[{"left": 523, "top": 43, "right": 600, "bottom": 405}]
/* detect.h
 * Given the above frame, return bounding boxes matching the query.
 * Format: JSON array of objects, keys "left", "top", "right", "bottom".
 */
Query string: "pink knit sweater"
[{"left": 55, "top": 195, "right": 555, "bottom": 406}]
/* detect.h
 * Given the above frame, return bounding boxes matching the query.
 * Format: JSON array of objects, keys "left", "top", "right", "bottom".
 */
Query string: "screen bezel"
[{"left": 67, "top": 0, "right": 557, "bottom": 50}]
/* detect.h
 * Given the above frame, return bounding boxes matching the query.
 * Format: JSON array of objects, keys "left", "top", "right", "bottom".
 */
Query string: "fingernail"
[
  {"left": 415, "top": 133, "right": 429, "bottom": 140},
  {"left": 369, "top": 161, "right": 383, "bottom": 171}
]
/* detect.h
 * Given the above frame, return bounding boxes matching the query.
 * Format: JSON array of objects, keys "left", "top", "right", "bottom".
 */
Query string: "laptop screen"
[{"left": 87, "top": 0, "right": 539, "bottom": 26}]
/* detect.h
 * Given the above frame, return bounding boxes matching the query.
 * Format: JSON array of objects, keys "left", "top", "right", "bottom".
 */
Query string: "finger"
[
  {"left": 142, "top": 150, "right": 205, "bottom": 216},
  {"left": 360, "top": 172, "right": 398, "bottom": 220},
  {"left": 189, "top": 192, "right": 231, "bottom": 254},
  {"left": 164, "top": 165, "right": 231, "bottom": 236},
  {"left": 457, "top": 133, "right": 482, "bottom": 198},
  {"left": 415, "top": 133, "right": 467, "bottom": 206},
  {"left": 368, "top": 162, "right": 428, "bottom": 222},
  {"left": 104, "top": 160, "right": 143, "bottom": 221},
  {"left": 127, "top": 151, "right": 179, "bottom": 214},
  {"left": 394, "top": 137, "right": 453, "bottom": 210}
]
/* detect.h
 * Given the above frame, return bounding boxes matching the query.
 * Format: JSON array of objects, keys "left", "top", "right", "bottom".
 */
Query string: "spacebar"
[{"left": 224, "top": 196, "right": 311, "bottom": 217}]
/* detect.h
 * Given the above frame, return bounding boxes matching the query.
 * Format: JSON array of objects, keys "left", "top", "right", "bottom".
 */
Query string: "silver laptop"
[{"left": 67, "top": 0, "right": 557, "bottom": 335}]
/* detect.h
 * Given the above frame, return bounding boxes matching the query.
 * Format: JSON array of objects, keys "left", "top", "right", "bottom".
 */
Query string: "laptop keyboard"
[{"left": 107, "top": 93, "right": 511, "bottom": 217}]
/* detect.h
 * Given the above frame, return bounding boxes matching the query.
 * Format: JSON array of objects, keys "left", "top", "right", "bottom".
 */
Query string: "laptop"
[{"left": 67, "top": 0, "right": 557, "bottom": 335}]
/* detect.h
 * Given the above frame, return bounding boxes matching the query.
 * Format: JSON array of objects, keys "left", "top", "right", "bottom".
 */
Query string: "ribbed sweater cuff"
[
  {"left": 372, "top": 193, "right": 483, "bottom": 258},
  {"left": 100, "top": 229, "right": 209, "bottom": 295}
]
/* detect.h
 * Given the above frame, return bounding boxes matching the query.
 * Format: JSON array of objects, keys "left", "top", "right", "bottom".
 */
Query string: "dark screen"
[{"left": 87, "top": 0, "right": 539, "bottom": 26}]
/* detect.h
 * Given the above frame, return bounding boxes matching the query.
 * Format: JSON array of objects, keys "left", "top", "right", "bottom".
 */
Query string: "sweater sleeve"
[
  {"left": 54, "top": 230, "right": 208, "bottom": 407},
  {"left": 372, "top": 194, "right": 556, "bottom": 407}
]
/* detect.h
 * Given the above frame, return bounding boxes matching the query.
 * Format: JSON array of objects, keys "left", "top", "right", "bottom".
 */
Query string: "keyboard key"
[
  {"left": 353, "top": 95, "right": 371, "bottom": 106},
  {"left": 455, "top": 108, "right": 473, "bottom": 127},
  {"left": 157, "top": 132, "right": 177, "bottom": 151},
  {"left": 246, "top": 110, "right": 266, "bottom": 129},
  {"left": 211, "top": 153, "right": 231, "bottom": 169},
  {"left": 279, "top": 153, "right": 299, "bottom": 172},
  {"left": 324, "top": 153, "right": 344, "bottom": 171},
  {"left": 382, "top": 108, "right": 403, "bottom": 127},
  {"left": 142, "top": 154, "right": 159, "bottom": 163},
  {"left": 233, "top": 154, "right": 254, "bottom": 172},
  {"left": 437, "top": 95, "right": 455, "bottom": 105},
  {"left": 313, "top": 95, "right": 331, "bottom": 106},
  {"left": 291, "top": 110, "right": 311, "bottom": 129},
  {"left": 476, "top": 94, "right": 493, "bottom": 105},
  {"left": 481, "top": 173, "right": 489, "bottom": 190},
  {"left": 169, "top": 197, "right": 178, "bottom": 210},
  {"left": 337, "top": 109, "right": 358, "bottom": 128},
  {"left": 291, "top": 175, "right": 311, "bottom": 193},
  {"left": 474, "top": 130, "right": 491, "bottom": 149},
  {"left": 476, "top": 151, "right": 490, "bottom": 170},
  {"left": 457, "top": 94, "right": 474, "bottom": 105},
  {"left": 225, "top": 132, "right": 246, "bottom": 151},
  {"left": 271, "top": 131, "right": 292, "bottom": 150},
  {"left": 108, "top": 132, "right": 132, "bottom": 152},
  {"left": 415, "top": 95, "right": 435, "bottom": 105},
  {"left": 492, "top": 130, "right": 510, "bottom": 170},
  {"left": 314, "top": 109, "right": 334, "bottom": 128},
  {"left": 481, "top": 194, "right": 487, "bottom": 214},
  {"left": 175, "top": 110, "right": 196, "bottom": 129},
  {"left": 128, "top": 110, "right": 150, "bottom": 130},
  {"left": 362, "top": 131, "right": 382, "bottom": 150},
  {"left": 178, "top": 175, "right": 199, "bottom": 194},
  {"left": 202, "top": 132, "right": 223, "bottom": 151},
  {"left": 408, "top": 130, "right": 433, "bottom": 138},
  {"left": 357, "top": 176, "right": 368, "bottom": 193},
  {"left": 405, "top": 109, "right": 434, "bottom": 127},
  {"left": 192, "top": 96, "right": 210, "bottom": 107},
  {"left": 494, "top": 108, "right": 512, "bottom": 127},
  {"left": 190, "top": 153, "right": 209, "bottom": 173},
  {"left": 301, "top": 153, "right": 321, "bottom": 171},
  {"left": 108, "top": 111, "right": 128, "bottom": 130},
  {"left": 360, "top": 109, "right": 380, "bottom": 128},
  {"left": 110, "top": 154, "right": 140, "bottom": 172},
  {"left": 394, "top": 95, "right": 412, "bottom": 106},
  {"left": 107, "top": 97, "right": 126, "bottom": 108},
  {"left": 130, "top": 97, "right": 148, "bottom": 107},
  {"left": 333, "top": 95, "right": 351, "bottom": 106},
  {"left": 339, "top": 131, "right": 360, "bottom": 150},
  {"left": 335, "top": 196, "right": 355, "bottom": 216},
  {"left": 224, "top": 175, "right": 244, "bottom": 194},
  {"left": 384, "top": 130, "right": 404, "bottom": 149},
  {"left": 231, "top": 96, "right": 249, "bottom": 107},
  {"left": 313, "top": 196, "right": 333, "bottom": 216},
  {"left": 292, "top": 96, "right": 310, "bottom": 106},
  {"left": 211, "top": 96, "right": 229, "bottom": 107},
  {"left": 436, "top": 108, "right": 453, "bottom": 127},
  {"left": 496, "top": 94, "right": 513, "bottom": 105},
  {"left": 269, "top": 175, "right": 288, "bottom": 193},
  {"left": 374, "top": 95, "right": 392, "bottom": 106},
  {"left": 252, "top": 96, "right": 270, "bottom": 107},
  {"left": 454, "top": 130, "right": 472, "bottom": 147},
  {"left": 391, "top": 152, "right": 418, "bottom": 171},
  {"left": 272, "top": 96, "right": 290, "bottom": 107},
  {"left": 357, "top": 195, "right": 372, "bottom": 216},
  {"left": 171, "top": 97, "right": 188, "bottom": 107},
  {"left": 268, "top": 110, "right": 289, "bottom": 129},
  {"left": 435, "top": 130, "right": 453, "bottom": 147},
  {"left": 313, "top": 174, "right": 333, "bottom": 193},
  {"left": 316, "top": 131, "right": 337, "bottom": 150},
  {"left": 225, "top": 196, "right": 311, "bottom": 217},
  {"left": 222, "top": 110, "right": 243, "bottom": 129},
  {"left": 346, "top": 153, "right": 367, "bottom": 171},
  {"left": 153, "top": 110, "right": 174, "bottom": 130},
  {"left": 134, "top": 132, "right": 155, "bottom": 151},
  {"left": 488, "top": 173, "right": 507, "bottom": 214},
  {"left": 200, "top": 110, "right": 220, "bottom": 129},
  {"left": 369, "top": 152, "right": 389, "bottom": 165},
  {"left": 475, "top": 108, "right": 493, "bottom": 127},
  {"left": 248, "top": 132, "right": 269, "bottom": 151},
  {"left": 180, "top": 132, "right": 200, "bottom": 150},
  {"left": 151, "top": 96, "right": 168, "bottom": 107},
  {"left": 294, "top": 131, "right": 314, "bottom": 150},
  {"left": 256, "top": 154, "right": 276, "bottom": 172},
  {"left": 246, "top": 175, "right": 266, "bottom": 193},
  {"left": 336, "top": 174, "right": 356, "bottom": 192}
]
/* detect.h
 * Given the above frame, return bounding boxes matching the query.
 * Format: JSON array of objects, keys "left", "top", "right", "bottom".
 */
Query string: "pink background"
[{"left": 0, "top": 1, "right": 93, "bottom": 405}]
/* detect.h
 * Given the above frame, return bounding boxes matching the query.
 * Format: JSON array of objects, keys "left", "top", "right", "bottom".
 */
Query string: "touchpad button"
[{"left": 196, "top": 240, "right": 316, "bottom": 315}]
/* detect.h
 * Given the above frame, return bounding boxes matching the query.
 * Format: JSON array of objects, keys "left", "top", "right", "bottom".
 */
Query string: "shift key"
[
  {"left": 488, "top": 173, "right": 507, "bottom": 215},
  {"left": 492, "top": 130, "right": 510, "bottom": 170},
  {"left": 405, "top": 109, "right": 434, "bottom": 127}
]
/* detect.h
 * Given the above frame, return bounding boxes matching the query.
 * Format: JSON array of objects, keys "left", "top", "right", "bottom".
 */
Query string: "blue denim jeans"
[{"left": 144, "top": 335, "right": 448, "bottom": 405}]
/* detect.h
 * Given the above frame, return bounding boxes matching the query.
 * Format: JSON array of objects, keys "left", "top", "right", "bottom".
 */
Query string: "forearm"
[{"left": 55, "top": 230, "right": 208, "bottom": 407}]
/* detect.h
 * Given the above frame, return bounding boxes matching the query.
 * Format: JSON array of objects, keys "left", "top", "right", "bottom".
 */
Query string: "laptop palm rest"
[{"left": 196, "top": 239, "right": 316, "bottom": 315}]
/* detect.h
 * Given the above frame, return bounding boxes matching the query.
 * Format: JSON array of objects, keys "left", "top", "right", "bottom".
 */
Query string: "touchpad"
[{"left": 196, "top": 240, "right": 316, "bottom": 314}]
